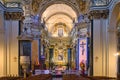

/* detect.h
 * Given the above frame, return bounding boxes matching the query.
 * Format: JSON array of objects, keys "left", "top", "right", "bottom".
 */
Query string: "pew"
[
  {"left": 0, "top": 76, "right": 22, "bottom": 80},
  {"left": 20, "top": 74, "right": 52, "bottom": 80},
  {"left": 63, "top": 74, "right": 117, "bottom": 80}
]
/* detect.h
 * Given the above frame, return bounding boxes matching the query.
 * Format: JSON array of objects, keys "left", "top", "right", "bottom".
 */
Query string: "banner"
[{"left": 79, "top": 38, "right": 88, "bottom": 70}]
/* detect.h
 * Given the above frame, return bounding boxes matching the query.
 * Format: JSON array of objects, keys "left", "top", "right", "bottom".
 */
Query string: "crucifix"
[{"left": 80, "top": 41, "right": 86, "bottom": 55}]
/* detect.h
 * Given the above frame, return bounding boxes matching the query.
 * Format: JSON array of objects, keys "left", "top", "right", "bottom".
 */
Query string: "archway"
[
  {"left": 41, "top": 4, "right": 77, "bottom": 37},
  {"left": 108, "top": 1, "right": 120, "bottom": 77},
  {"left": 38, "top": 0, "right": 80, "bottom": 16},
  {"left": 39, "top": 3, "right": 77, "bottom": 69}
]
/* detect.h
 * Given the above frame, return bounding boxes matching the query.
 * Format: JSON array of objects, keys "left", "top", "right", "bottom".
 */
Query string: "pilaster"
[
  {"left": 4, "top": 9, "right": 23, "bottom": 76},
  {"left": 4, "top": 12, "right": 23, "bottom": 20},
  {"left": 5, "top": 20, "right": 19, "bottom": 75},
  {"left": 89, "top": 9, "right": 109, "bottom": 76}
]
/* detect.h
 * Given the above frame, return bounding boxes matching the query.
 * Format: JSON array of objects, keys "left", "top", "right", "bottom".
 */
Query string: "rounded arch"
[
  {"left": 41, "top": 3, "right": 77, "bottom": 37},
  {"left": 108, "top": 1, "right": 120, "bottom": 77},
  {"left": 38, "top": 0, "right": 79, "bottom": 17},
  {"left": 109, "top": 1, "right": 120, "bottom": 31},
  {"left": 109, "top": 0, "right": 120, "bottom": 24},
  {"left": 46, "top": 12, "right": 73, "bottom": 22}
]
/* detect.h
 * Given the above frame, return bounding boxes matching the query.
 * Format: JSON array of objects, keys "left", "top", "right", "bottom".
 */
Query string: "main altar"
[{"left": 53, "top": 48, "right": 67, "bottom": 66}]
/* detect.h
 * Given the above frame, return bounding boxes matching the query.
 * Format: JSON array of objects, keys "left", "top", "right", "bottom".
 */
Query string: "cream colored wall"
[
  {"left": 108, "top": 31, "right": 117, "bottom": 77},
  {"left": 107, "top": 1, "right": 120, "bottom": 77},
  {"left": 107, "top": 21, "right": 117, "bottom": 77},
  {"left": 5, "top": 20, "right": 19, "bottom": 76},
  {"left": 0, "top": 11, "right": 6, "bottom": 76},
  {"left": 0, "top": 31, "right": 5, "bottom": 77}
]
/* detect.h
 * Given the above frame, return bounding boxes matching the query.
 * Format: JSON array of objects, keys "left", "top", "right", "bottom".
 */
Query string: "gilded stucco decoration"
[
  {"left": 4, "top": 12, "right": 23, "bottom": 20},
  {"left": 89, "top": 10, "right": 109, "bottom": 19},
  {"left": 76, "top": 0, "right": 87, "bottom": 13},
  {"left": 31, "top": 0, "right": 42, "bottom": 13}
]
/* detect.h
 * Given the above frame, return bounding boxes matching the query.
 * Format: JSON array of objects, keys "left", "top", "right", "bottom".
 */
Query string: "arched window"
[{"left": 58, "top": 28, "right": 63, "bottom": 37}]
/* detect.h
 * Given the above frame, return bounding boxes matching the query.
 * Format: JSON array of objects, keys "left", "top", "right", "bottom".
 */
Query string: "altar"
[{"left": 55, "top": 65, "right": 66, "bottom": 71}]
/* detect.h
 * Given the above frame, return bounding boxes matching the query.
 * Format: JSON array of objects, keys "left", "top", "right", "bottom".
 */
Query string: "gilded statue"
[
  {"left": 32, "top": 0, "right": 42, "bottom": 12},
  {"left": 77, "top": 0, "right": 87, "bottom": 13}
]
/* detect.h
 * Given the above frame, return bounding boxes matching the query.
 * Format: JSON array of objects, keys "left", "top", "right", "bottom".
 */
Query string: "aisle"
[
  {"left": 52, "top": 75, "right": 63, "bottom": 80},
  {"left": 52, "top": 77, "right": 62, "bottom": 80}
]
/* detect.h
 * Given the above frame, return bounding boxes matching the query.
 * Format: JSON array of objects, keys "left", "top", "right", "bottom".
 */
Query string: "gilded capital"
[
  {"left": 89, "top": 9, "right": 109, "bottom": 19},
  {"left": 4, "top": 12, "right": 23, "bottom": 20}
]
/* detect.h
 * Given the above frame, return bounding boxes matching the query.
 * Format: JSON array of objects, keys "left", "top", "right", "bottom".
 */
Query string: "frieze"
[
  {"left": 89, "top": 9, "right": 109, "bottom": 19},
  {"left": 4, "top": 12, "right": 23, "bottom": 20}
]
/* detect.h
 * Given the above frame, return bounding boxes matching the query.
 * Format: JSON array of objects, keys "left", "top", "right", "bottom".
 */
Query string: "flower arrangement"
[
  {"left": 80, "top": 61, "right": 85, "bottom": 75},
  {"left": 80, "top": 61, "right": 85, "bottom": 70}
]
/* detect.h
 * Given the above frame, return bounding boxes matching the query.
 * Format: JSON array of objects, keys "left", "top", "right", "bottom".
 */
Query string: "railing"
[{"left": 91, "top": 0, "right": 112, "bottom": 6}]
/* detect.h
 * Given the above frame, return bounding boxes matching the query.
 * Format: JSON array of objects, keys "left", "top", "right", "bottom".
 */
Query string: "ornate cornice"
[
  {"left": 89, "top": 9, "right": 109, "bottom": 19},
  {"left": 4, "top": 12, "right": 23, "bottom": 20}
]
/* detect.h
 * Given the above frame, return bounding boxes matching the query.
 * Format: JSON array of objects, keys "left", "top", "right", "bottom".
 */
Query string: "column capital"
[
  {"left": 4, "top": 12, "right": 23, "bottom": 20},
  {"left": 89, "top": 9, "right": 109, "bottom": 19}
]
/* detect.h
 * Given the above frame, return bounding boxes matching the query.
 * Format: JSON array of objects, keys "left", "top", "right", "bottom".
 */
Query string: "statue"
[{"left": 32, "top": 0, "right": 42, "bottom": 12}]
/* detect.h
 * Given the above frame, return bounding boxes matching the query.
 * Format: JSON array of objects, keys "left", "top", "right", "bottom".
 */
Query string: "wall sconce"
[
  {"left": 13, "top": 57, "right": 17, "bottom": 62},
  {"left": 114, "top": 52, "right": 119, "bottom": 56},
  {"left": 95, "top": 56, "right": 99, "bottom": 62}
]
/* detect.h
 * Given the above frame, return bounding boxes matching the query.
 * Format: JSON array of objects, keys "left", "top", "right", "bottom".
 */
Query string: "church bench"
[
  {"left": 0, "top": 76, "right": 22, "bottom": 80},
  {"left": 19, "top": 74, "right": 52, "bottom": 80},
  {"left": 84, "top": 76, "right": 117, "bottom": 80}
]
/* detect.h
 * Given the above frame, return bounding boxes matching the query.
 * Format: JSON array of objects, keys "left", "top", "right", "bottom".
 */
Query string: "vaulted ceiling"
[
  {"left": 2, "top": 0, "right": 90, "bottom": 37},
  {"left": 41, "top": 4, "right": 77, "bottom": 37},
  {"left": 2, "top": 0, "right": 90, "bottom": 46}
]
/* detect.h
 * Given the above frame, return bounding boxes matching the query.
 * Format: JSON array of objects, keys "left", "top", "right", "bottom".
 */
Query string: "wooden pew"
[
  {"left": 20, "top": 74, "right": 52, "bottom": 80},
  {"left": 0, "top": 76, "right": 22, "bottom": 80}
]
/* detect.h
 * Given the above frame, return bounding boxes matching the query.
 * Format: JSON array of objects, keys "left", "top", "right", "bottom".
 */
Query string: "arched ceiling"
[
  {"left": 42, "top": 4, "right": 77, "bottom": 20},
  {"left": 42, "top": 4, "right": 77, "bottom": 37},
  {"left": 3, "top": 0, "right": 89, "bottom": 38}
]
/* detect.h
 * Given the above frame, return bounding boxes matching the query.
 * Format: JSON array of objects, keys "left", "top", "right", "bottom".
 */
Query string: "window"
[{"left": 58, "top": 28, "right": 63, "bottom": 37}]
